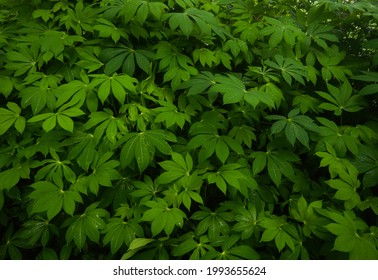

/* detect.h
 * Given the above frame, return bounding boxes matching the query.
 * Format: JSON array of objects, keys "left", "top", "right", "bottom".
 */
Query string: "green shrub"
[{"left": 0, "top": 0, "right": 377, "bottom": 260}]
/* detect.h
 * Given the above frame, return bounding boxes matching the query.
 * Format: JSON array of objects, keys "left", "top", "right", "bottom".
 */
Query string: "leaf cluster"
[{"left": 0, "top": 0, "right": 377, "bottom": 260}]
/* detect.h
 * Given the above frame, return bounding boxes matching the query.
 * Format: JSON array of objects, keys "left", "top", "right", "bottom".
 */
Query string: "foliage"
[{"left": 0, "top": 0, "right": 377, "bottom": 260}]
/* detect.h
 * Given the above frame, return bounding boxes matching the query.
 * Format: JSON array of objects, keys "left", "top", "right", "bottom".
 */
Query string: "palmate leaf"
[
  {"left": 103, "top": 218, "right": 144, "bottom": 254},
  {"left": 244, "top": 89, "right": 276, "bottom": 109},
  {"left": 179, "top": 71, "right": 216, "bottom": 96},
  {"left": 155, "top": 42, "right": 199, "bottom": 89},
  {"left": 18, "top": 216, "right": 59, "bottom": 247},
  {"left": 0, "top": 162, "right": 38, "bottom": 191},
  {"left": 293, "top": 94, "right": 321, "bottom": 113},
  {"left": 154, "top": 106, "right": 191, "bottom": 129},
  {"left": 163, "top": 66, "right": 198, "bottom": 90},
  {"left": 119, "top": 129, "right": 177, "bottom": 172},
  {"left": 192, "top": 48, "right": 216, "bottom": 67},
  {"left": 157, "top": 152, "right": 192, "bottom": 185},
  {"left": 105, "top": 0, "right": 168, "bottom": 24},
  {"left": 87, "top": 152, "right": 120, "bottom": 194},
  {"left": 172, "top": 237, "right": 204, "bottom": 258},
  {"left": 353, "top": 145, "right": 378, "bottom": 188},
  {"left": 306, "top": 20, "right": 339, "bottom": 47},
  {"left": 83, "top": 109, "right": 128, "bottom": 144},
  {"left": 266, "top": 109, "right": 318, "bottom": 149},
  {"left": 32, "top": 9, "right": 54, "bottom": 22},
  {"left": 128, "top": 238, "right": 155, "bottom": 251},
  {"left": 59, "top": 1, "right": 99, "bottom": 35},
  {"left": 66, "top": 131, "right": 98, "bottom": 171},
  {"left": 207, "top": 163, "right": 250, "bottom": 196},
  {"left": 316, "top": 82, "right": 364, "bottom": 115},
  {"left": 316, "top": 46, "right": 352, "bottom": 82},
  {"left": 166, "top": 12, "right": 193, "bottom": 37},
  {"left": 5, "top": 43, "right": 40, "bottom": 76},
  {"left": 185, "top": 7, "right": 230, "bottom": 40},
  {"left": 162, "top": 6, "right": 229, "bottom": 40},
  {"left": 191, "top": 205, "right": 233, "bottom": 241},
  {"left": 141, "top": 198, "right": 186, "bottom": 236},
  {"left": 201, "top": 234, "right": 259, "bottom": 260},
  {"left": 54, "top": 79, "right": 92, "bottom": 110},
  {"left": 223, "top": 38, "right": 248, "bottom": 58},
  {"left": 19, "top": 84, "right": 56, "bottom": 114},
  {"left": 188, "top": 126, "right": 243, "bottom": 163},
  {"left": 93, "top": 18, "right": 128, "bottom": 43},
  {"left": 155, "top": 41, "right": 194, "bottom": 72},
  {"left": 228, "top": 125, "right": 256, "bottom": 148},
  {"left": 320, "top": 209, "right": 378, "bottom": 259},
  {"left": 75, "top": 46, "right": 104, "bottom": 74},
  {"left": 130, "top": 176, "right": 158, "bottom": 204},
  {"left": 264, "top": 55, "right": 306, "bottom": 85},
  {"left": 178, "top": 174, "right": 203, "bottom": 210},
  {"left": 29, "top": 181, "right": 82, "bottom": 220},
  {"left": 175, "top": 236, "right": 213, "bottom": 260},
  {"left": 28, "top": 106, "right": 85, "bottom": 133},
  {"left": 39, "top": 30, "right": 65, "bottom": 62},
  {"left": 0, "top": 102, "right": 26, "bottom": 136},
  {"left": 257, "top": 82, "right": 283, "bottom": 109},
  {"left": 212, "top": 74, "right": 246, "bottom": 104},
  {"left": 260, "top": 17, "right": 303, "bottom": 48},
  {"left": 289, "top": 197, "right": 323, "bottom": 237},
  {"left": 35, "top": 149, "right": 76, "bottom": 185},
  {"left": 100, "top": 44, "right": 154, "bottom": 76},
  {"left": 90, "top": 73, "right": 138, "bottom": 104},
  {"left": 233, "top": 203, "right": 259, "bottom": 240},
  {"left": 267, "top": 157, "right": 281, "bottom": 186},
  {"left": 316, "top": 117, "right": 360, "bottom": 156},
  {"left": 64, "top": 203, "right": 109, "bottom": 250},
  {"left": 259, "top": 215, "right": 297, "bottom": 252},
  {"left": 326, "top": 177, "right": 361, "bottom": 210},
  {"left": 251, "top": 149, "right": 299, "bottom": 186},
  {"left": 316, "top": 143, "right": 359, "bottom": 179}
]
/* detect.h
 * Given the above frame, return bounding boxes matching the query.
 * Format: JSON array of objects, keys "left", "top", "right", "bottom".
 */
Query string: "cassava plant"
[{"left": 0, "top": 0, "right": 377, "bottom": 260}]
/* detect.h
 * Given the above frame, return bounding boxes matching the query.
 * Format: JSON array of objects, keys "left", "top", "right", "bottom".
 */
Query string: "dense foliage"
[{"left": 0, "top": 0, "right": 377, "bottom": 260}]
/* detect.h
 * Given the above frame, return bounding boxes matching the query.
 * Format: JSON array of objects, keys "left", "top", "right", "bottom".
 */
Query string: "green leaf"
[
  {"left": 100, "top": 46, "right": 153, "bottom": 75},
  {"left": 29, "top": 181, "right": 82, "bottom": 220},
  {"left": 57, "top": 114, "right": 74, "bottom": 133},
  {"left": 0, "top": 77, "right": 13, "bottom": 98},
  {"left": 142, "top": 198, "right": 186, "bottom": 236},
  {"left": 260, "top": 228, "right": 279, "bottom": 242},
  {"left": 215, "top": 138, "right": 229, "bottom": 163},
  {"left": 167, "top": 12, "right": 193, "bottom": 37},
  {"left": 65, "top": 204, "right": 108, "bottom": 250},
  {"left": 227, "top": 245, "right": 260, "bottom": 260},
  {"left": 248, "top": 154, "right": 264, "bottom": 178},
  {"left": 172, "top": 238, "right": 198, "bottom": 257},
  {"left": 120, "top": 130, "right": 176, "bottom": 172},
  {"left": 192, "top": 206, "right": 232, "bottom": 241},
  {"left": 268, "top": 157, "right": 281, "bottom": 186},
  {"left": 0, "top": 162, "right": 32, "bottom": 191},
  {"left": 42, "top": 116, "right": 57, "bottom": 132},
  {"left": 212, "top": 74, "right": 246, "bottom": 104},
  {"left": 135, "top": 134, "right": 150, "bottom": 172},
  {"left": 350, "top": 237, "right": 378, "bottom": 260},
  {"left": 128, "top": 238, "right": 155, "bottom": 251},
  {"left": 326, "top": 178, "right": 360, "bottom": 210},
  {"left": 103, "top": 218, "right": 143, "bottom": 254},
  {"left": 0, "top": 102, "right": 26, "bottom": 135},
  {"left": 93, "top": 18, "right": 128, "bottom": 43}
]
